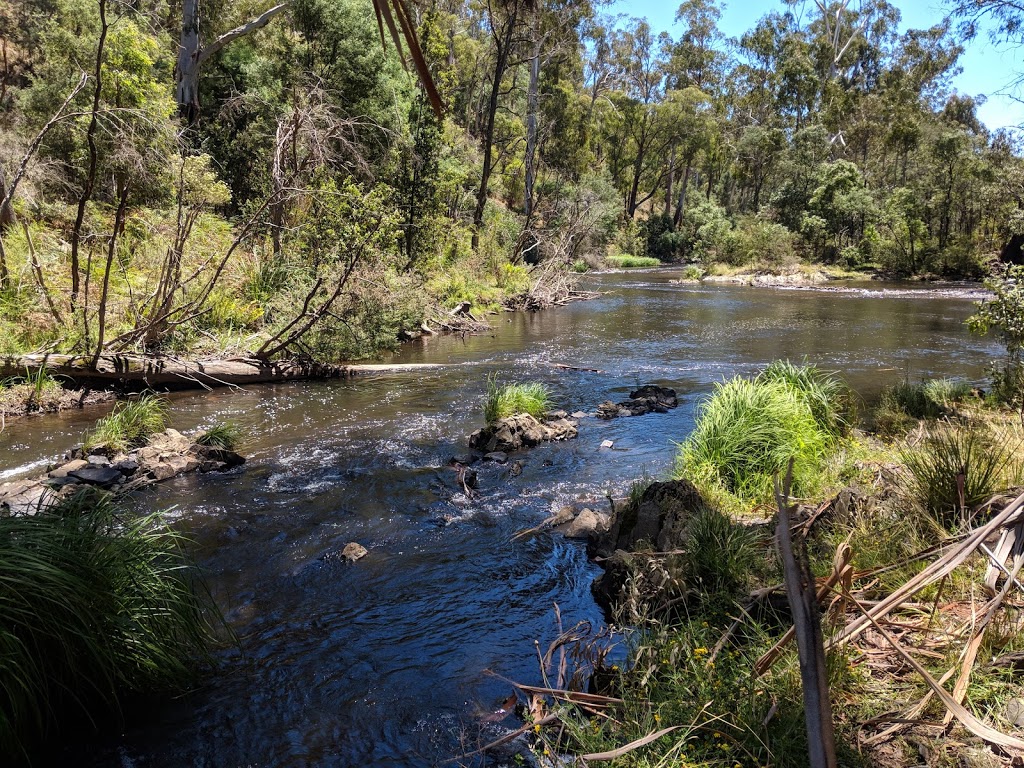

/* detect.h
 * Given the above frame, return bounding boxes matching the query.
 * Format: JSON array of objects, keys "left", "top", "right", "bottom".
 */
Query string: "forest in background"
[{"left": 1, "top": 0, "right": 1023, "bottom": 363}]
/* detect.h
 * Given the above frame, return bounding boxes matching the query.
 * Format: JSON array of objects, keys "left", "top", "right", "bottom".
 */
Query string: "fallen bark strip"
[{"left": 0, "top": 354, "right": 446, "bottom": 389}]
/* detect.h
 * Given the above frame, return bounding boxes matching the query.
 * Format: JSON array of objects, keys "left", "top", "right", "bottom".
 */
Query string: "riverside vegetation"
[
  {"left": 506, "top": 279, "right": 1024, "bottom": 766},
  {"left": 4, "top": 0, "right": 1024, "bottom": 375}
]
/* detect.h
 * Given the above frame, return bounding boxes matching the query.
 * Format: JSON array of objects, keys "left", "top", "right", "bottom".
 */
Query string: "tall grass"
[
  {"left": 676, "top": 375, "right": 832, "bottom": 505},
  {"left": 0, "top": 490, "right": 217, "bottom": 760},
  {"left": 483, "top": 376, "right": 552, "bottom": 423},
  {"left": 84, "top": 393, "right": 169, "bottom": 452},
  {"left": 756, "top": 359, "right": 853, "bottom": 437},
  {"left": 604, "top": 254, "right": 661, "bottom": 268},
  {"left": 874, "top": 378, "right": 975, "bottom": 436}
]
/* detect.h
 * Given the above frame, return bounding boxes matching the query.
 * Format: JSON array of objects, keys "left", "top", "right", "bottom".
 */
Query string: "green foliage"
[
  {"left": 0, "top": 490, "right": 217, "bottom": 760},
  {"left": 683, "top": 505, "right": 764, "bottom": 599},
  {"left": 483, "top": 376, "right": 552, "bottom": 423},
  {"left": 900, "top": 421, "right": 1018, "bottom": 529},
  {"left": 84, "top": 394, "right": 169, "bottom": 452},
  {"left": 677, "top": 369, "right": 838, "bottom": 506},
  {"left": 874, "top": 378, "right": 975, "bottom": 435},
  {"left": 968, "top": 266, "right": 1024, "bottom": 406},
  {"left": 195, "top": 422, "right": 242, "bottom": 451},
  {"left": 604, "top": 254, "right": 661, "bottom": 268}
]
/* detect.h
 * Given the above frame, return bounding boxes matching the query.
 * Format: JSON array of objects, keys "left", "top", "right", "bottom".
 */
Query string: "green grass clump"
[
  {"left": 0, "top": 490, "right": 217, "bottom": 760},
  {"left": 756, "top": 360, "right": 853, "bottom": 438},
  {"left": 483, "top": 376, "right": 552, "bottom": 423},
  {"left": 874, "top": 378, "right": 975, "bottom": 437},
  {"left": 604, "top": 254, "right": 661, "bottom": 268},
  {"left": 900, "top": 421, "right": 1018, "bottom": 530},
  {"left": 676, "top": 367, "right": 843, "bottom": 507},
  {"left": 195, "top": 421, "right": 242, "bottom": 450},
  {"left": 0, "top": 365, "right": 67, "bottom": 413},
  {"left": 84, "top": 394, "right": 169, "bottom": 452}
]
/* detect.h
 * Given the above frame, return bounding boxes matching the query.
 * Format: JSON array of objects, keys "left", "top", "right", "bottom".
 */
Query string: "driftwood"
[{"left": 0, "top": 354, "right": 445, "bottom": 390}]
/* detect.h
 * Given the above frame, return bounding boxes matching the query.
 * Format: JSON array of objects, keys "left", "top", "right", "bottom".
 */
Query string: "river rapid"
[{"left": 0, "top": 271, "right": 1002, "bottom": 766}]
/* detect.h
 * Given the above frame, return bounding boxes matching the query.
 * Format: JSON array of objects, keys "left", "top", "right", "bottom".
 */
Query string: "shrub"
[
  {"left": 874, "top": 378, "right": 974, "bottom": 436},
  {"left": 84, "top": 394, "right": 169, "bottom": 452},
  {"left": 968, "top": 265, "right": 1024, "bottom": 406},
  {"left": 732, "top": 216, "right": 799, "bottom": 268},
  {"left": 900, "top": 421, "right": 1017, "bottom": 529},
  {"left": 683, "top": 505, "right": 764, "bottom": 599},
  {"left": 483, "top": 376, "right": 552, "bottom": 423},
  {"left": 195, "top": 421, "right": 242, "bottom": 450},
  {"left": 604, "top": 254, "right": 661, "bottom": 268},
  {"left": 0, "top": 490, "right": 216, "bottom": 759},
  {"left": 676, "top": 375, "right": 832, "bottom": 505}
]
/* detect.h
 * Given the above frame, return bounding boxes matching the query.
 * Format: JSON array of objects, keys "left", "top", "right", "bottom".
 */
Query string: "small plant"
[
  {"left": 679, "top": 264, "right": 703, "bottom": 280},
  {"left": 570, "top": 258, "right": 590, "bottom": 274},
  {"left": 604, "top": 254, "right": 662, "bottom": 269},
  {"left": 483, "top": 375, "right": 552, "bottom": 423},
  {"left": 968, "top": 264, "right": 1024, "bottom": 406},
  {"left": 683, "top": 505, "right": 764, "bottom": 599},
  {"left": 874, "top": 378, "right": 975, "bottom": 437},
  {"left": 900, "top": 421, "right": 1016, "bottom": 529},
  {"left": 0, "top": 489, "right": 217, "bottom": 759},
  {"left": 195, "top": 421, "right": 242, "bottom": 451},
  {"left": 84, "top": 393, "right": 169, "bottom": 452}
]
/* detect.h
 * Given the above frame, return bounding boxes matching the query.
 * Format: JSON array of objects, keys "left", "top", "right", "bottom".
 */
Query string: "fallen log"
[{"left": 0, "top": 354, "right": 447, "bottom": 390}]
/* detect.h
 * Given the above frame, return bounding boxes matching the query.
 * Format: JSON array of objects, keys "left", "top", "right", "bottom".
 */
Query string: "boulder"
[
  {"left": 48, "top": 459, "right": 89, "bottom": 478},
  {"left": 590, "top": 479, "right": 705, "bottom": 558},
  {"left": 87, "top": 454, "right": 112, "bottom": 467},
  {"left": 555, "top": 508, "right": 610, "bottom": 539},
  {"left": 69, "top": 465, "right": 124, "bottom": 488},
  {"left": 468, "top": 413, "right": 577, "bottom": 453},
  {"left": 484, "top": 451, "right": 508, "bottom": 464},
  {"left": 596, "top": 385, "right": 678, "bottom": 420}
]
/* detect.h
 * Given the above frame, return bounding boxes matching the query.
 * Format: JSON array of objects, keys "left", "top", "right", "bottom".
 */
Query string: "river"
[{"left": 0, "top": 271, "right": 1001, "bottom": 766}]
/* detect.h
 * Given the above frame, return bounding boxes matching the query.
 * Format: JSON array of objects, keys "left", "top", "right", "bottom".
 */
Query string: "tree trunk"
[
  {"left": 523, "top": 28, "right": 541, "bottom": 220},
  {"left": 673, "top": 159, "right": 693, "bottom": 228},
  {"left": 176, "top": 0, "right": 202, "bottom": 122},
  {"left": 71, "top": 0, "right": 109, "bottom": 311},
  {"left": 0, "top": 164, "right": 14, "bottom": 234},
  {"left": 665, "top": 146, "right": 674, "bottom": 219},
  {"left": 472, "top": 4, "right": 518, "bottom": 249}
]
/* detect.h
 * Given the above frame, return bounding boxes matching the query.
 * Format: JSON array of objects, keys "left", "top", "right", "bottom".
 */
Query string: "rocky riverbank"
[{"left": 0, "top": 428, "right": 244, "bottom": 514}]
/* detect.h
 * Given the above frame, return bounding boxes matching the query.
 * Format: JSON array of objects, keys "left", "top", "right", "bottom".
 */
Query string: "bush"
[
  {"left": 676, "top": 374, "right": 833, "bottom": 505},
  {"left": 900, "top": 421, "right": 1017, "bottom": 529},
  {"left": 84, "top": 394, "right": 169, "bottom": 452},
  {"left": 483, "top": 376, "right": 551, "bottom": 423},
  {"left": 0, "top": 490, "right": 216, "bottom": 759},
  {"left": 683, "top": 505, "right": 764, "bottom": 599},
  {"left": 732, "top": 216, "right": 799, "bottom": 268},
  {"left": 968, "top": 265, "right": 1024, "bottom": 406}
]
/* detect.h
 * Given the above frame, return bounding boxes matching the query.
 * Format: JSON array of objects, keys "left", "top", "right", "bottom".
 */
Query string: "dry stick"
[
  {"left": 848, "top": 591, "right": 1024, "bottom": 752},
  {"left": 832, "top": 489, "right": 1024, "bottom": 648},
  {"left": 580, "top": 725, "right": 687, "bottom": 762},
  {"left": 21, "top": 222, "right": 64, "bottom": 326},
  {"left": 775, "top": 460, "right": 838, "bottom": 768},
  {"left": 942, "top": 552, "right": 1024, "bottom": 727},
  {"left": 861, "top": 667, "right": 958, "bottom": 747},
  {"left": 754, "top": 543, "right": 853, "bottom": 677}
]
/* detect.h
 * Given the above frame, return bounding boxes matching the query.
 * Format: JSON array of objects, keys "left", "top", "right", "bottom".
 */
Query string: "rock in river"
[
  {"left": 595, "top": 385, "right": 678, "bottom": 419},
  {"left": 468, "top": 413, "right": 578, "bottom": 453}
]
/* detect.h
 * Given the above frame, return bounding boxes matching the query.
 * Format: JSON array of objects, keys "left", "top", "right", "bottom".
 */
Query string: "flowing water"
[{"left": 0, "top": 271, "right": 1002, "bottom": 767}]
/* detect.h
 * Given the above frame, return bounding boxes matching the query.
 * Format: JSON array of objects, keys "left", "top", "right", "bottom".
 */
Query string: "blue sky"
[{"left": 612, "top": 0, "right": 1024, "bottom": 131}]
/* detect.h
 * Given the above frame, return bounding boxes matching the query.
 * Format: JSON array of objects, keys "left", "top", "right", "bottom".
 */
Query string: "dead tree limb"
[{"left": 775, "top": 460, "right": 838, "bottom": 768}]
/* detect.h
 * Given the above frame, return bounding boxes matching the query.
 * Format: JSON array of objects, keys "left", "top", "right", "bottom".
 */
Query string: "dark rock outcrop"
[
  {"left": 468, "top": 413, "right": 578, "bottom": 453},
  {"left": 595, "top": 385, "right": 678, "bottom": 420}
]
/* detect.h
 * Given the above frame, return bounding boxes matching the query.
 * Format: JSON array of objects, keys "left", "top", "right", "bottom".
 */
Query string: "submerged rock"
[
  {"left": 595, "top": 385, "right": 678, "bottom": 419},
  {"left": 468, "top": 413, "right": 578, "bottom": 453},
  {"left": 553, "top": 507, "right": 611, "bottom": 539}
]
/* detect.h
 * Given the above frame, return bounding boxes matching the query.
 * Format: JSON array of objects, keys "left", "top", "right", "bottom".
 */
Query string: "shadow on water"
[{"left": 0, "top": 273, "right": 1001, "bottom": 766}]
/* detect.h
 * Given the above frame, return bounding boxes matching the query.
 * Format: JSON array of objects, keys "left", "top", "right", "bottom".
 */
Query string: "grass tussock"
[
  {"left": 874, "top": 377, "right": 975, "bottom": 436},
  {"left": 483, "top": 376, "right": 552, "bottom": 423},
  {"left": 84, "top": 393, "right": 169, "bottom": 452},
  {"left": 676, "top": 364, "right": 850, "bottom": 508},
  {"left": 0, "top": 365, "right": 67, "bottom": 414},
  {"left": 0, "top": 490, "right": 217, "bottom": 760},
  {"left": 195, "top": 421, "right": 242, "bottom": 451},
  {"left": 900, "top": 420, "right": 1021, "bottom": 530},
  {"left": 604, "top": 254, "right": 662, "bottom": 269}
]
